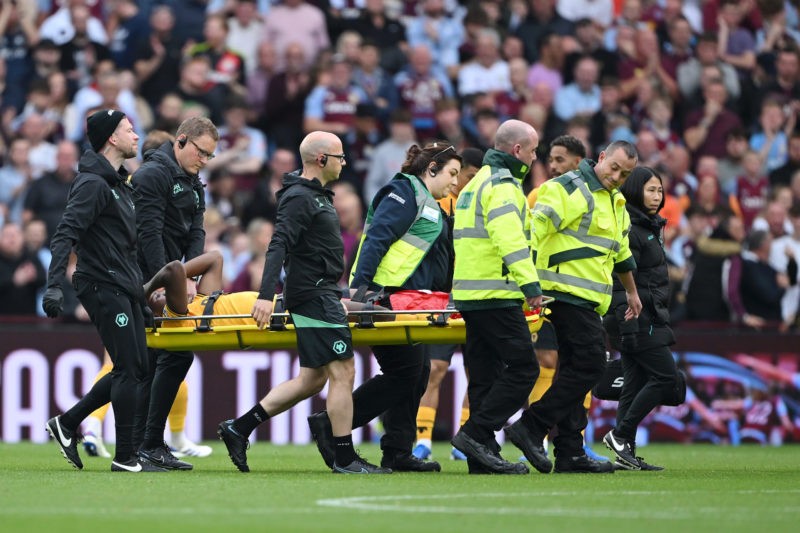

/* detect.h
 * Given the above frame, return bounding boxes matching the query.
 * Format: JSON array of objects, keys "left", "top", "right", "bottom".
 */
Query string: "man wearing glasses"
[{"left": 130, "top": 116, "right": 220, "bottom": 470}]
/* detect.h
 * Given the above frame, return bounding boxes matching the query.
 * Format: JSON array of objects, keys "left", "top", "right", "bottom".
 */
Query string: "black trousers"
[
  {"left": 65, "top": 280, "right": 148, "bottom": 461},
  {"left": 460, "top": 306, "right": 539, "bottom": 444},
  {"left": 522, "top": 301, "right": 606, "bottom": 458},
  {"left": 352, "top": 343, "right": 429, "bottom": 453},
  {"left": 134, "top": 347, "right": 194, "bottom": 449},
  {"left": 615, "top": 343, "right": 679, "bottom": 441}
]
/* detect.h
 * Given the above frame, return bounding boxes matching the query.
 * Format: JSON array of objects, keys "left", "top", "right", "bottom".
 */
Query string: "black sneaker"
[
  {"left": 46, "top": 416, "right": 83, "bottom": 470},
  {"left": 504, "top": 419, "right": 552, "bottom": 474},
  {"left": 217, "top": 419, "right": 250, "bottom": 472},
  {"left": 139, "top": 442, "right": 193, "bottom": 470},
  {"left": 554, "top": 454, "right": 615, "bottom": 474},
  {"left": 307, "top": 411, "right": 335, "bottom": 469},
  {"left": 636, "top": 457, "right": 664, "bottom": 471},
  {"left": 333, "top": 454, "right": 392, "bottom": 474},
  {"left": 111, "top": 457, "right": 168, "bottom": 472},
  {"left": 452, "top": 429, "right": 529, "bottom": 475},
  {"left": 381, "top": 451, "right": 441, "bottom": 472},
  {"left": 602, "top": 430, "right": 640, "bottom": 470}
]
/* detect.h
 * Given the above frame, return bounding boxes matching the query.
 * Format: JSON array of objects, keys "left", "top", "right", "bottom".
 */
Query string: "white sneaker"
[
  {"left": 171, "top": 439, "right": 213, "bottom": 458},
  {"left": 83, "top": 432, "right": 112, "bottom": 458}
]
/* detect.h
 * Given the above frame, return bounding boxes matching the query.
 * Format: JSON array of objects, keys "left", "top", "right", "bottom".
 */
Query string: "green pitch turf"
[{"left": 1, "top": 442, "right": 798, "bottom": 532}]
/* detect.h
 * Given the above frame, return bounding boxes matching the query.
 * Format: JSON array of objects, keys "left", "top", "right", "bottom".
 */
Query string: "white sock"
[
  {"left": 417, "top": 438, "right": 432, "bottom": 449},
  {"left": 170, "top": 430, "right": 187, "bottom": 450},
  {"left": 84, "top": 416, "right": 102, "bottom": 438}
]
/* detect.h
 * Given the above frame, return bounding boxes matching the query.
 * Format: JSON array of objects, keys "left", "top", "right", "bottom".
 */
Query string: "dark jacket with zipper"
[
  {"left": 258, "top": 172, "right": 345, "bottom": 308},
  {"left": 47, "top": 150, "right": 143, "bottom": 300},
  {"left": 604, "top": 204, "right": 675, "bottom": 349},
  {"left": 133, "top": 141, "right": 206, "bottom": 281}
]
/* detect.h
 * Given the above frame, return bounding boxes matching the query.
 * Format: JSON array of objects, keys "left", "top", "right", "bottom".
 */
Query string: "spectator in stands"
[
  {"left": 457, "top": 28, "right": 510, "bottom": 97},
  {"left": 133, "top": 4, "right": 183, "bottom": 110},
  {"left": 736, "top": 150, "right": 770, "bottom": 230},
  {"left": 264, "top": 0, "right": 329, "bottom": 72},
  {"left": 738, "top": 229, "right": 789, "bottom": 326},
  {"left": 22, "top": 140, "right": 78, "bottom": 245},
  {"left": 769, "top": 204, "right": 800, "bottom": 329},
  {"left": 39, "top": 0, "right": 108, "bottom": 46},
  {"left": 589, "top": 75, "right": 630, "bottom": 155},
  {"left": 433, "top": 98, "right": 468, "bottom": 152},
  {"left": 226, "top": 0, "right": 265, "bottom": 75},
  {"left": 0, "top": 138, "right": 33, "bottom": 225},
  {"left": 228, "top": 218, "right": 276, "bottom": 293},
  {"left": 0, "top": 0, "right": 38, "bottom": 114},
  {"left": 167, "top": 0, "right": 209, "bottom": 46},
  {"left": 677, "top": 32, "right": 741, "bottom": 104},
  {"left": 496, "top": 58, "right": 531, "bottom": 122},
  {"left": 660, "top": 16, "right": 695, "bottom": 83},
  {"left": 554, "top": 55, "right": 601, "bottom": 122},
  {"left": 716, "top": 0, "right": 757, "bottom": 78},
  {"left": 30, "top": 39, "right": 64, "bottom": 95},
  {"left": 331, "top": 181, "right": 364, "bottom": 286},
  {"left": 106, "top": 0, "right": 149, "bottom": 71},
  {"left": 0, "top": 222, "right": 46, "bottom": 315},
  {"left": 618, "top": 26, "right": 679, "bottom": 103},
  {"left": 718, "top": 128, "right": 749, "bottom": 195},
  {"left": 364, "top": 109, "right": 416, "bottom": 204},
  {"left": 395, "top": 44, "right": 454, "bottom": 142},
  {"left": 303, "top": 53, "right": 368, "bottom": 135},
  {"left": 684, "top": 79, "right": 743, "bottom": 160},
  {"left": 188, "top": 13, "right": 247, "bottom": 94},
  {"left": 642, "top": 96, "right": 681, "bottom": 153},
  {"left": 58, "top": 3, "right": 111, "bottom": 89},
  {"left": 753, "top": 198, "right": 792, "bottom": 240},
  {"left": 406, "top": 0, "right": 464, "bottom": 78},
  {"left": 514, "top": 0, "right": 574, "bottom": 64},
  {"left": 23, "top": 218, "right": 52, "bottom": 317},
  {"left": 175, "top": 55, "right": 229, "bottom": 124},
  {"left": 353, "top": 39, "right": 398, "bottom": 126},
  {"left": 751, "top": 98, "right": 794, "bottom": 173},
  {"left": 246, "top": 41, "right": 277, "bottom": 123},
  {"left": 205, "top": 95, "right": 267, "bottom": 193},
  {"left": 685, "top": 214, "right": 746, "bottom": 321},
  {"left": 563, "top": 18, "right": 617, "bottom": 84},
  {"left": 526, "top": 32, "right": 564, "bottom": 97},
  {"left": 261, "top": 42, "right": 312, "bottom": 150},
  {"left": 770, "top": 131, "right": 800, "bottom": 187},
  {"left": 242, "top": 148, "right": 297, "bottom": 226},
  {"left": 346, "top": 0, "right": 407, "bottom": 74},
  {"left": 760, "top": 47, "right": 800, "bottom": 105}
]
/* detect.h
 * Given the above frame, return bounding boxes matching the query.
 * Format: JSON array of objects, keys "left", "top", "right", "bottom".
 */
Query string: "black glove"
[
  {"left": 142, "top": 304, "right": 155, "bottom": 328},
  {"left": 42, "top": 286, "right": 64, "bottom": 318},
  {"left": 619, "top": 333, "right": 638, "bottom": 353}
]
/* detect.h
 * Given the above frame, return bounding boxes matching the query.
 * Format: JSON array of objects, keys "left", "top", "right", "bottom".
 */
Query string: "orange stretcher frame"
[{"left": 145, "top": 306, "right": 550, "bottom": 352}]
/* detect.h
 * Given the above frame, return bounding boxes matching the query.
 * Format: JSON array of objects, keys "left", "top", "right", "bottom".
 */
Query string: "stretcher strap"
[{"left": 197, "top": 291, "right": 223, "bottom": 332}]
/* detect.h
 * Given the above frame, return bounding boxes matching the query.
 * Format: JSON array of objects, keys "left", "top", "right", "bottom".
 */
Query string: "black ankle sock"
[
  {"left": 57, "top": 413, "right": 78, "bottom": 433},
  {"left": 334, "top": 434, "right": 358, "bottom": 465},
  {"left": 232, "top": 404, "right": 269, "bottom": 436}
]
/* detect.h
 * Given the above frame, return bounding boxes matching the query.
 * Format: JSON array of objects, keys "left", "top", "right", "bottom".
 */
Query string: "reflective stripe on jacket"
[
  {"left": 452, "top": 149, "right": 540, "bottom": 310},
  {"left": 531, "top": 159, "right": 635, "bottom": 315}
]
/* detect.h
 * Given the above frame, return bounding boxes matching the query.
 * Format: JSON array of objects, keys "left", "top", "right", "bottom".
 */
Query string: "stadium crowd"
[{"left": 1, "top": 0, "right": 800, "bottom": 332}]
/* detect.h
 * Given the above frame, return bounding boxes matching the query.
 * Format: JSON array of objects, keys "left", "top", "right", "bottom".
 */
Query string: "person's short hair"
[
  {"left": 726, "top": 127, "right": 748, "bottom": 141},
  {"left": 744, "top": 229, "right": 770, "bottom": 251},
  {"left": 389, "top": 108, "right": 413, "bottom": 124},
  {"left": 142, "top": 129, "right": 175, "bottom": 153},
  {"left": 225, "top": 94, "right": 249, "bottom": 111},
  {"left": 698, "top": 31, "right": 717, "bottom": 44},
  {"left": 604, "top": 140, "right": 638, "bottom": 159},
  {"left": 550, "top": 135, "right": 586, "bottom": 158},
  {"left": 176, "top": 116, "right": 219, "bottom": 142},
  {"left": 460, "top": 147, "right": 484, "bottom": 169}
]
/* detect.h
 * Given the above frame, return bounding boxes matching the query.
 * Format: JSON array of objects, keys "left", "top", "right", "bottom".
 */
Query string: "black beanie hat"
[{"left": 86, "top": 109, "right": 126, "bottom": 152}]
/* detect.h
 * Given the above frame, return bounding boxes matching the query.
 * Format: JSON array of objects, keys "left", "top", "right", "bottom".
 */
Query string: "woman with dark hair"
[
  {"left": 602, "top": 166, "right": 680, "bottom": 471},
  {"left": 308, "top": 141, "right": 462, "bottom": 473}
]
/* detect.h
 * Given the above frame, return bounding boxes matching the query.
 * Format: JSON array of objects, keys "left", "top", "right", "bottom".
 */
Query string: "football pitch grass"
[{"left": 1, "top": 442, "right": 798, "bottom": 532}]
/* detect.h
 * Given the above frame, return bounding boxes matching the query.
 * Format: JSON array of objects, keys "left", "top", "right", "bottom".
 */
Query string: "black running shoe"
[
  {"left": 554, "top": 454, "right": 615, "bottom": 474},
  {"left": 307, "top": 411, "right": 336, "bottom": 469},
  {"left": 504, "top": 420, "right": 552, "bottom": 474},
  {"left": 111, "top": 457, "right": 168, "bottom": 472},
  {"left": 602, "top": 430, "right": 640, "bottom": 470},
  {"left": 452, "top": 429, "right": 529, "bottom": 475},
  {"left": 636, "top": 457, "right": 664, "bottom": 471},
  {"left": 333, "top": 454, "right": 392, "bottom": 474},
  {"left": 139, "top": 442, "right": 193, "bottom": 470},
  {"left": 46, "top": 416, "right": 83, "bottom": 470},
  {"left": 218, "top": 419, "right": 250, "bottom": 472},
  {"left": 381, "top": 451, "right": 441, "bottom": 472}
]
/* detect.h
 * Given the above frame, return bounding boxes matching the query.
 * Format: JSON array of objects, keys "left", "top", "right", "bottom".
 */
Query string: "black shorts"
[
  {"left": 427, "top": 343, "right": 461, "bottom": 363},
  {"left": 289, "top": 292, "right": 354, "bottom": 368},
  {"left": 533, "top": 319, "right": 558, "bottom": 351}
]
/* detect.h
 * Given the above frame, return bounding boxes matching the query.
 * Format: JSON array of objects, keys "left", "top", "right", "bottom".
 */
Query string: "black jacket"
[
  {"left": 605, "top": 205, "right": 675, "bottom": 348},
  {"left": 258, "top": 172, "right": 345, "bottom": 308},
  {"left": 133, "top": 142, "right": 205, "bottom": 281},
  {"left": 47, "top": 150, "right": 143, "bottom": 300}
]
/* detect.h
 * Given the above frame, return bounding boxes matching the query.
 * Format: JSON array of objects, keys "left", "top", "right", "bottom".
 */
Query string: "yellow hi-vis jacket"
[
  {"left": 530, "top": 160, "right": 636, "bottom": 315},
  {"left": 452, "top": 149, "right": 541, "bottom": 310}
]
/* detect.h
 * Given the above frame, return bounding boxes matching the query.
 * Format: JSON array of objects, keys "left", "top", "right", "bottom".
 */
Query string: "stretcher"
[{"left": 145, "top": 301, "right": 551, "bottom": 352}]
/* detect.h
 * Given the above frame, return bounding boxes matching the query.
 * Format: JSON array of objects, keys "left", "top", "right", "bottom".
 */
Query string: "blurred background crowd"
[{"left": 1, "top": 0, "right": 800, "bottom": 332}]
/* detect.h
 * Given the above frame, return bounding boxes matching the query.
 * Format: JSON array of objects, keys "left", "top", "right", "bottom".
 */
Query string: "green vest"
[
  {"left": 350, "top": 173, "right": 444, "bottom": 287},
  {"left": 452, "top": 150, "right": 540, "bottom": 309}
]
